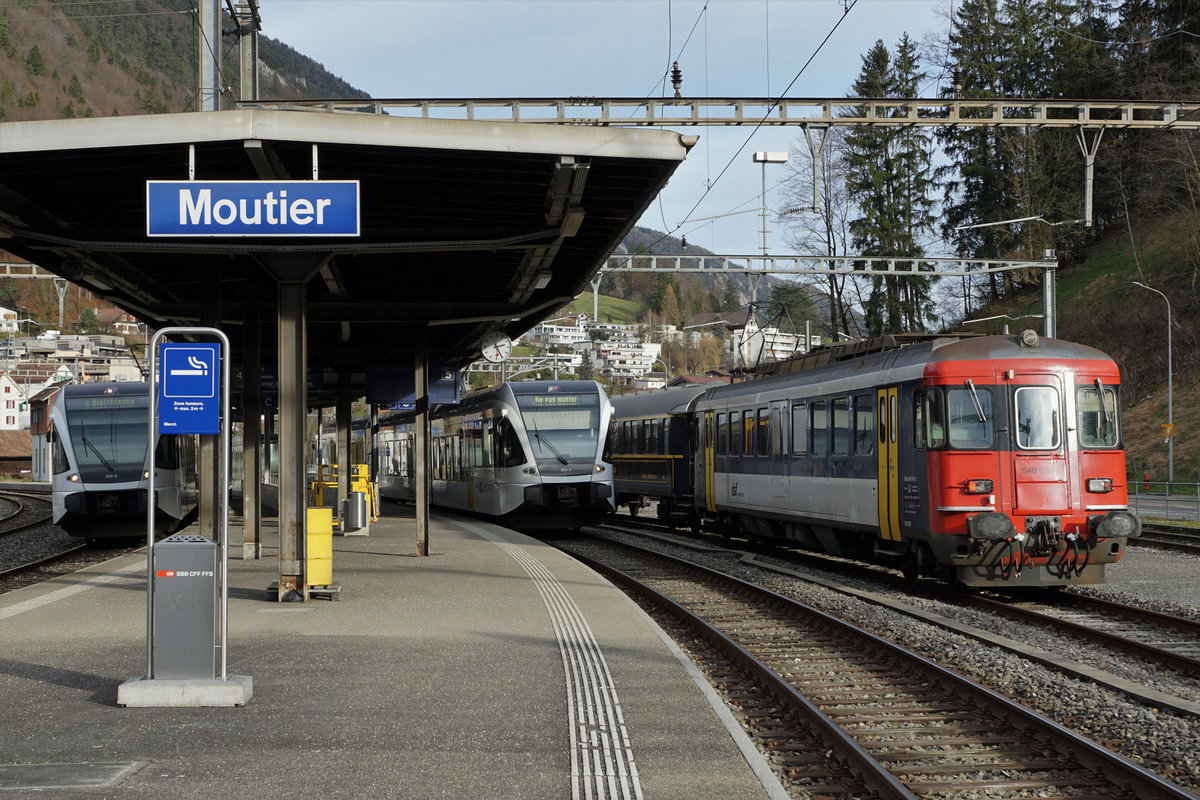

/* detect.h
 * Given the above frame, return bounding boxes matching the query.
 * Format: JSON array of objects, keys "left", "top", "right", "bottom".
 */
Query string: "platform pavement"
[{"left": 0, "top": 502, "right": 789, "bottom": 799}]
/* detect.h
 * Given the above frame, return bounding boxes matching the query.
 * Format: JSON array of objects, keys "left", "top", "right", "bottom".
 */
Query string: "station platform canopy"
[{"left": 0, "top": 109, "right": 693, "bottom": 404}]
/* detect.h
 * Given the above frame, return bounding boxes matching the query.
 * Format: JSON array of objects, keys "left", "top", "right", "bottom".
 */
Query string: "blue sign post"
[
  {"left": 120, "top": 327, "right": 250, "bottom": 708},
  {"left": 159, "top": 343, "right": 221, "bottom": 435}
]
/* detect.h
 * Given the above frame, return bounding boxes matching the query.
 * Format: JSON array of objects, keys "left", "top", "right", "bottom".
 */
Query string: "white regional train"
[
  {"left": 376, "top": 380, "right": 615, "bottom": 530},
  {"left": 50, "top": 382, "right": 198, "bottom": 539}
]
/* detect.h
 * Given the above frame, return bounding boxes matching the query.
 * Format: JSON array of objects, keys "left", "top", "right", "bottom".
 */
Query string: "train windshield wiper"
[
  {"left": 1094, "top": 378, "right": 1111, "bottom": 436},
  {"left": 964, "top": 379, "right": 987, "bottom": 423},
  {"left": 531, "top": 421, "right": 568, "bottom": 464},
  {"left": 80, "top": 425, "right": 115, "bottom": 471}
]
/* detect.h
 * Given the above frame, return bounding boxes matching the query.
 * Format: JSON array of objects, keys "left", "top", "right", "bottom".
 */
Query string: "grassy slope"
[
  {"left": 561, "top": 293, "right": 642, "bottom": 325},
  {"left": 980, "top": 214, "right": 1196, "bottom": 480}
]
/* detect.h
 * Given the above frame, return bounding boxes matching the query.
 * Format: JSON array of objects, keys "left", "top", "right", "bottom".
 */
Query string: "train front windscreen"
[
  {"left": 64, "top": 393, "right": 148, "bottom": 481},
  {"left": 516, "top": 391, "right": 602, "bottom": 472}
]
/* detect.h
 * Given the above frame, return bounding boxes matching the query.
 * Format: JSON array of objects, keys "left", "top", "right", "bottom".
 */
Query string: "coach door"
[
  {"left": 876, "top": 386, "right": 901, "bottom": 541},
  {"left": 700, "top": 410, "right": 716, "bottom": 512},
  {"left": 771, "top": 399, "right": 788, "bottom": 499}
]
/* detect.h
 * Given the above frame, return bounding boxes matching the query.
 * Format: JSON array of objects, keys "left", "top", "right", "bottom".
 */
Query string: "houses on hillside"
[{"left": 513, "top": 308, "right": 820, "bottom": 387}]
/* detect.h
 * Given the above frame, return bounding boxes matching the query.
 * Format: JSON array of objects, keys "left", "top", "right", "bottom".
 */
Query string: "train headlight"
[
  {"left": 68, "top": 473, "right": 80, "bottom": 483},
  {"left": 595, "top": 464, "right": 606, "bottom": 473},
  {"left": 1087, "top": 478, "right": 1113, "bottom": 493},
  {"left": 965, "top": 479, "right": 993, "bottom": 494},
  {"left": 144, "top": 471, "right": 150, "bottom": 479}
]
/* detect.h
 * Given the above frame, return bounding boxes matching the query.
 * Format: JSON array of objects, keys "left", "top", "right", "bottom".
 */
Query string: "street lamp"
[{"left": 1132, "top": 281, "right": 1172, "bottom": 483}]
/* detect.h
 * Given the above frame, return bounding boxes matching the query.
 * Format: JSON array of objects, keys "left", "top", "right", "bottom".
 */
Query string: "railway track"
[
  {"left": 564, "top": 536, "right": 1193, "bottom": 799},
  {"left": 1138, "top": 526, "right": 1200, "bottom": 556},
  {"left": 600, "top": 516, "right": 1200, "bottom": 714},
  {"left": 0, "top": 543, "right": 90, "bottom": 587},
  {"left": 957, "top": 590, "right": 1200, "bottom": 676},
  {"left": 0, "top": 491, "right": 53, "bottom": 536}
]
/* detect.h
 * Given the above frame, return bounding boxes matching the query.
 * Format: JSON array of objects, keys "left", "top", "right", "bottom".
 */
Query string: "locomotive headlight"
[
  {"left": 1087, "top": 478, "right": 1114, "bottom": 493},
  {"left": 595, "top": 464, "right": 605, "bottom": 473},
  {"left": 68, "top": 473, "right": 80, "bottom": 483},
  {"left": 143, "top": 471, "right": 150, "bottom": 479},
  {"left": 965, "top": 479, "right": 993, "bottom": 494}
]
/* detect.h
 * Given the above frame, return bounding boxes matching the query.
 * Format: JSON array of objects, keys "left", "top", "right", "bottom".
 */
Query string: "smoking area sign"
[{"left": 159, "top": 343, "right": 221, "bottom": 434}]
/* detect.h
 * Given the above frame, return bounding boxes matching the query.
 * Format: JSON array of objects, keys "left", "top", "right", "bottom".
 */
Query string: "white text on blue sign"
[{"left": 146, "top": 181, "right": 360, "bottom": 237}]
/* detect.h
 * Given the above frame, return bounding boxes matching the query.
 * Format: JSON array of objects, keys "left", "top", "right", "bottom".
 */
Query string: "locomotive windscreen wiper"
[
  {"left": 1094, "top": 378, "right": 1111, "bottom": 436},
  {"left": 80, "top": 425, "right": 115, "bottom": 471},
  {"left": 964, "top": 379, "right": 987, "bottom": 423},
  {"left": 531, "top": 421, "right": 568, "bottom": 464}
]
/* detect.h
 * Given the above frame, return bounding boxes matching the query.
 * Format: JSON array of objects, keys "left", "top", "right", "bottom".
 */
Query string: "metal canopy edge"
[{"left": 0, "top": 109, "right": 696, "bottom": 161}]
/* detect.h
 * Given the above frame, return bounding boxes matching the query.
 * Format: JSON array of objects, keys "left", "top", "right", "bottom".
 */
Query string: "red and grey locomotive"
[{"left": 612, "top": 331, "right": 1139, "bottom": 587}]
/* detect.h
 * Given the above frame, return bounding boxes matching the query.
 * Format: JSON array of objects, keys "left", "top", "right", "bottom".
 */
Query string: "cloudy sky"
[{"left": 261, "top": 0, "right": 952, "bottom": 255}]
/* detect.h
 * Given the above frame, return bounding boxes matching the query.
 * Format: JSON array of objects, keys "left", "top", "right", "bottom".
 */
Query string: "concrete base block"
[{"left": 117, "top": 675, "right": 253, "bottom": 708}]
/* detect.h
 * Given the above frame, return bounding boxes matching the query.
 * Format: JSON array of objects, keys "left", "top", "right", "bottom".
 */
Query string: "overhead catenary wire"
[{"left": 612, "top": 0, "right": 860, "bottom": 268}]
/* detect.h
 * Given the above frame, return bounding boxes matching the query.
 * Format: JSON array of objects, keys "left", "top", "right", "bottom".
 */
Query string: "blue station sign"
[
  {"left": 146, "top": 180, "right": 360, "bottom": 237},
  {"left": 158, "top": 343, "right": 221, "bottom": 434}
]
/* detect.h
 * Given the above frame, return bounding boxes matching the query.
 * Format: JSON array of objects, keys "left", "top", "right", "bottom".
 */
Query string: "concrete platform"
[{"left": 0, "top": 503, "right": 786, "bottom": 799}]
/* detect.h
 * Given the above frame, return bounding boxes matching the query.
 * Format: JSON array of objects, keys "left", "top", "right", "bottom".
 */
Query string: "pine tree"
[
  {"left": 25, "top": 44, "right": 45, "bottom": 76},
  {"left": 844, "top": 37, "right": 937, "bottom": 334},
  {"left": 936, "top": 0, "right": 1014, "bottom": 306}
]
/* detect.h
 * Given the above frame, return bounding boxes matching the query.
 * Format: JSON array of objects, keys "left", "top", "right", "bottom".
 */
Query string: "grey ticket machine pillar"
[{"left": 152, "top": 534, "right": 218, "bottom": 680}]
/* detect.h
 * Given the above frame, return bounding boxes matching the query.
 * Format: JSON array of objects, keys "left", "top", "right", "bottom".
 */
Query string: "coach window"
[
  {"left": 791, "top": 403, "right": 808, "bottom": 455},
  {"left": 832, "top": 397, "right": 851, "bottom": 455},
  {"left": 757, "top": 409, "right": 770, "bottom": 456},
  {"left": 853, "top": 395, "right": 874, "bottom": 455},
  {"left": 743, "top": 410, "right": 755, "bottom": 456},
  {"left": 730, "top": 411, "right": 742, "bottom": 456},
  {"left": 811, "top": 400, "right": 829, "bottom": 456},
  {"left": 717, "top": 413, "right": 728, "bottom": 456},
  {"left": 1077, "top": 384, "right": 1118, "bottom": 448},
  {"left": 770, "top": 405, "right": 784, "bottom": 457},
  {"left": 1015, "top": 386, "right": 1059, "bottom": 450},
  {"left": 946, "top": 386, "right": 995, "bottom": 449},
  {"left": 915, "top": 388, "right": 946, "bottom": 449}
]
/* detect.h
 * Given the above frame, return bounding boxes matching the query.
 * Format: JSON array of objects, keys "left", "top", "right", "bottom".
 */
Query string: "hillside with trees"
[{"left": 0, "top": 0, "right": 366, "bottom": 121}]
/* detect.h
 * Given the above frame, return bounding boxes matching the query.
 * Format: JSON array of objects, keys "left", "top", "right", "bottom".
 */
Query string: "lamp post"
[{"left": 1132, "top": 281, "right": 1172, "bottom": 483}]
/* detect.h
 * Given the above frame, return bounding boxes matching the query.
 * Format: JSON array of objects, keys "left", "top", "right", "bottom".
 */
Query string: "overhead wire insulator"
[
  {"left": 671, "top": 61, "right": 683, "bottom": 99},
  {"left": 952, "top": 65, "right": 963, "bottom": 98},
  {"left": 680, "top": 235, "right": 688, "bottom": 251}
]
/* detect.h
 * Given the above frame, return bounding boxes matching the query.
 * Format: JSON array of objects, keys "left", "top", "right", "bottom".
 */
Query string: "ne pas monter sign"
[{"left": 146, "top": 180, "right": 360, "bottom": 237}]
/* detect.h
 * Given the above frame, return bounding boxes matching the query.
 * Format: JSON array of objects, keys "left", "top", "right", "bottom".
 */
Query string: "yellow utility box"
[{"left": 306, "top": 507, "right": 333, "bottom": 587}]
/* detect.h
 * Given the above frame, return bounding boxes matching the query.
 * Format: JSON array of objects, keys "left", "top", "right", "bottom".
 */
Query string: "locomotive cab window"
[
  {"left": 1015, "top": 386, "right": 1060, "bottom": 450},
  {"left": 1077, "top": 383, "right": 1118, "bottom": 448},
  {"left": 946, "top": 386, "right": 994, "bottom": 449}
]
